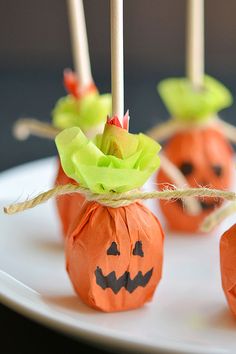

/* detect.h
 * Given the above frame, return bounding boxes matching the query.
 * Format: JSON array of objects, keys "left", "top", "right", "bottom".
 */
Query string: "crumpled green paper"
[
  {"left": 55, "top": 125, "right": 161, "bottom": 194},
  {"left": 52, "top": 92, "right": 112, "bottom": 132},
  {"left": 158, "top": 75, "right": 232, "bottom": 123}
]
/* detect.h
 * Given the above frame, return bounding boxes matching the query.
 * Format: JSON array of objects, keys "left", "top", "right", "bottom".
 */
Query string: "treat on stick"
[
  {"left": 51, "top": 0, "right": 177, "bottom": 311},
  {"left": 54, "top": 70, "right": 111, "bottom": 236},
  {"left": 200, "top": 202, "right": 236, "bottom": 316},
  {"left": 54, "top": 0, "right": 112, "bottom": 237},
  {"left": 220, "top": 224, "right": 236, "bottom": 317},
  {"left": 149, "top": 0, "right": 235, "bottom": 233},
  {"left": 156, "top": 76, "right": 234, "bottom": 233},
  {"left": 55, "top": 115, "right": 164, "bottom": 311}
]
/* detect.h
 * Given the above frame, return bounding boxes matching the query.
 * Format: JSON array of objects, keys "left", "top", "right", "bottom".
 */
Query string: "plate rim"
[{"left": 1, "top": 272, "right": 220, "bottom": 354}]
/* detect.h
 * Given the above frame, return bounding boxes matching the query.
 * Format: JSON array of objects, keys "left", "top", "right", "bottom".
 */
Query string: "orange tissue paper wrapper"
[
  {"left": 54, "top": 161, "right": 85, "bottom": 236},
  {"left": 55, "top": 116, "right": 164, "bottom": 312},
  {"left": 220, "top": 224, "right": 236, "bottom": 317},
  {"left": 157, "top": 128, "right": 233, "bottom": 233},
  {"left": 66, "top": 200, "right": 164, "bottom": 312}
]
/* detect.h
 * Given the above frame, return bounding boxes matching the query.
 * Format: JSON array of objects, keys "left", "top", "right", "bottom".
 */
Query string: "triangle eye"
[
  {"left": 107, "top": 242, "right": 120, "bottom": 256},
  {"left": 133, "top": 241, "right": 144, "bottom": 257}
]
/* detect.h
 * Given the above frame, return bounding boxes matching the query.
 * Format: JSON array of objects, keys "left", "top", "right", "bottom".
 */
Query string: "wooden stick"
[
  {"left": 201, "top": 202, "right": 236, "bottom": 232},
  {"left": 146, "top": 119, "right": 183, "bottom": 141},
  {"left": 146, "top": 116, "right": 219, "bottom": 142},
  {"left": 67, "top": 0, "right": 92, "bottom": 88},
  {"left": 13, "top": 119, "right": 60, "bottom": 140},
  {"left": 160, "top": 154, "right": 201, "bottom": 215},
  {"left": 186, "top": 0, "right": 204, "bottom": 88},
  {"left": 216, "top": 117, "right": 236, "bottom": 144},
  {"left": 111, "top": 0, "right": 124, "bottom": 121}
]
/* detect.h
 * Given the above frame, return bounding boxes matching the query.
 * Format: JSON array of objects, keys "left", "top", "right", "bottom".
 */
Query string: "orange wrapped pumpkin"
[
  {"left": 55, "top": 161, "right": 85, "bottom": 236},
  {"left": 220, "top": 224, "right": 236, "bottom": 317},
  {"left": 55, "top": 114, "right": 164, "bottom": 312},
  {"left": 156, "top": 76, "right": 234, "bottom": 233},
  {"left": 157, "top": 127, "right": 233, "bottom": 233},
  {"left": 66, "top": 201, "right": 164, "bottom": 312},
  {"left": 53, "top": 70, "right": 111, "bottom": 237}
]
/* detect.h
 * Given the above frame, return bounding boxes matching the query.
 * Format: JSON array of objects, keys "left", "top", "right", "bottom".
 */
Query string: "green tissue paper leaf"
[
  {"left": 55, "top": 126, "right": 161, "bottom": 194},
  {"left": 52, "top": 92, "right": 112, "bottom": 132},
  {"left": 158, "top": 75, "right": 232, "bottom": 122}
]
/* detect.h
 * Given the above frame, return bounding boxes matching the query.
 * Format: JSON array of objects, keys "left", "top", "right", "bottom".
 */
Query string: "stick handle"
[
  {"left": 111, "top": 0, "right": 124, "bottom": 120},
  {"left": 160, "top": 154, "right": 201, "bottom": 215},
  {"left": 186, "top": 0, "right": 204, "bottom": 88},
  {"left": 201, "top": 202, "right": 236, "bottom": 232},
  {"left": 13, "top": 119, "right": 60, "bottom": 140},
  {"left": 67, "top": 0, "right": 92, "bottom": 87}
]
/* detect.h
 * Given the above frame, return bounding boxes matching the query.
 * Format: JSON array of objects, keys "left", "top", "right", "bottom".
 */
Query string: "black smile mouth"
[
  {"left": 176, "top": 198, "right": 222, "bottom": 212},
  {"left": 95, "top": 266, "right": 153, "bottom": 294}
]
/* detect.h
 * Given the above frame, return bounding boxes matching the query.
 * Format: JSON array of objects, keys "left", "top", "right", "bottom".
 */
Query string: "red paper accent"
[
  {"left": 123, "top": 110, "right": 129, "bottom": 130},
  {"left": 107, "top": 110, "right": 130, "bottom": 131},
  {"left": 107, "top": 116, "right": 122, "bottom": 128},
  {"left": 63, "top": 69, "right": 97, "bottom": 99}
]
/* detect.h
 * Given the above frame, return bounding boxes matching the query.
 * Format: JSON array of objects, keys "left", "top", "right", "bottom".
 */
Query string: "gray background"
[{"left": 1, "top": 0, "right": 236, "bottom": 171}]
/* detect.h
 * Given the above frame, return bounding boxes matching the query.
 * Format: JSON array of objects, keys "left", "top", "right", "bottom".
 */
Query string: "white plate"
[{"left": 1, "top": 157, "right": 236, "bottom": 354}]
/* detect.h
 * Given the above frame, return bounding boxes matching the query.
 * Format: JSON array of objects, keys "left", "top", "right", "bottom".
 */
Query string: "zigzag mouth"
[{"left": 95, "top": 266, "right": 153, "bottom": 294}]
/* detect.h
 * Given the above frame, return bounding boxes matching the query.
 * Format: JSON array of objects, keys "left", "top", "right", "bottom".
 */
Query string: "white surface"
[{"left": 1, "top": 157, "right": 236, "bottom": 354}]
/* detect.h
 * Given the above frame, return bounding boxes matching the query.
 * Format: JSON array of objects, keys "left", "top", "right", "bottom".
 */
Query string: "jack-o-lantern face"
[
  {"left": 95, "top": 241, "right": 153, "bottom": 294},
  {"left": 220, "top": 224, "right": 236, "bottom": 317},
  {"left": 66, "top": 201, "right": 164, "bottom": 312},
  {"left": 157, "top": 128, "right": 233, "bottom": 233},
  {"left": 55, "top": 161, "right": 85, "bottom": 237}
]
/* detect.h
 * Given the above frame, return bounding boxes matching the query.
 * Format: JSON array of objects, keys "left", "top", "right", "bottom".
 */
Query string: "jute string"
[
  {"left": 201, "top": 201, "right": 236, "bottom": 232},
  {"left": 13, "top": 118, "right": 61, "bottom": 140},
  {"left": 4, "top": 184, "right": 236, "bottom": 215}
]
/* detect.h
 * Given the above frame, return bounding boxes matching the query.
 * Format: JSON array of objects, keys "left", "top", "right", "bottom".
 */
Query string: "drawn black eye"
[
  {"left": 179, "top": 162, "right": 194, "bottom": 176},
  {"left": 133, "top": 241, "right": 144, "bottom": 257},
  {"left": 212, "top": 165, "right": 223, "bottom": 177},
  {"left": 107, "top": 242, "right": 120, "bottom": 256}
]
